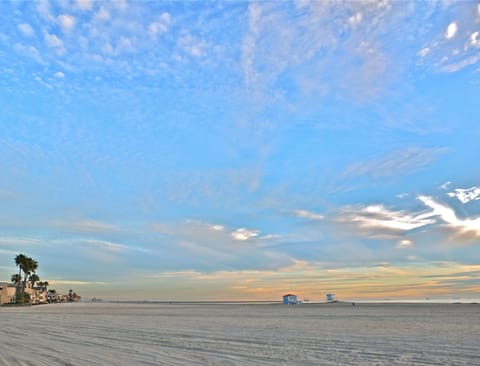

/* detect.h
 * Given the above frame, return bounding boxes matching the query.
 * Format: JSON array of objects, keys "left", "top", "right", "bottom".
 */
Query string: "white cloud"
[
  {"left": 445, "top": 22, "right": 458, "bottom": 39},
  {"left": 50, "top": 279, "right": 106, "bottom": 286},
  {"left": 52, "top": 219, "right": 117, "bottom": 233},
  {"left": 231, "top": 227, "right": 259, "bottom": 241},
  {"left": 0, "top": 237, "right": 42, "bottom": 246},
  {"left": 18, "top": 23, "right": 34, "bottom": 37},
  {"left": 470, "top": 32, "right": 479, "bottom": 47},
  {"left": 348, "top": 12, "right": 363, "bottom": 26},
  {"left": 83, "top": 239, "right": 128, "bottom": 253},
  {"left": 54, "top": 71, "right": 65, "bottom": 78},
  {"left": 418, "top": 47, "right": 430, "bottom": 57},
  {"left": 149, "top": 12, "right": 171, "bottom": 36},
  {"left": 294, "top": 209, "right": 324, "bottom": 221},
  {"left": 160, "top": 12, "right": 171, "bottom": 23},
  {"left": 418, "top": 196, "right": 456, "bottom": 221},
  {"left": 75, "top": 0, "right": 92, "bottom": 11},
  {"left": 101, "top": 42, "right": 114, "bottom": 55},
  {"left": 343, "top": 204, "right": 435, "bottom": 233},
  {"left": 57, "top": 14, "right": 76, "bottom": 33},
  {"left": 242, "top": 3, "right": 262, "bottom": 93},
  {"left": 259, "top": 234, "right": 282, "bottom": 240},
  {"left": 44, "top": 32, "right": 65, "bottom": 54},
  {"left": 441, "top": 54, "right": 480, "bottom": 72},
  {"left": 211, "top": 224, "right": 224, "bottom": 231},
  {"left": 440, "top": 181, "right": 452, "bottom": 190},
  {"left": 117, "top": 37, "right": 134, "bottom": 54},
  {"left": 239, "top": 1, "right": 418, "bottom": 103},
  {"left": 344, "top": 147, "right": 448, "bottom": 178},
  {"left": 114, "top": 0, "right": 128, "bottom": 11},
  {"left": 149, "top": 22, "right": 167, "bottom": 35},
  {"left": 14, "top": 43, "right": 43, "bottom": 63},
  {"left": 396, "top": 239, "right": 413, "bottom": 249},
  {"left": 418, "top": 196, "right": 480, "bottom": 239},
  {"left": 34, "top": 75, "right": 53, "bottom": 89},
  {"left": 448, "top": 186, "right": 480, "bottom": 204},
  {"left": 95, "top": 7, "right": 110, "bottom": 21},
  {"left": 37, "top": 0, "right": 54, "bottom": 22},
  {"left": 178, "top": 34, "right": 207, "bottom": 58}
]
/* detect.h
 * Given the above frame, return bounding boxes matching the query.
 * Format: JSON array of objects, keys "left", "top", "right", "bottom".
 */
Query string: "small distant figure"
[{"left": 352, "top": 302, "right": 356, "bottom": 306}]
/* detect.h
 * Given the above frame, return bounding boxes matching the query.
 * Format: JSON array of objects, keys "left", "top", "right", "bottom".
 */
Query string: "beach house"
[
  {"left": 282, "top": 294, "right": 299, "bottom": 304},
  {"left": 24, "top": 283, "right": 47, "bottom": 304},
  {"left": 0, "top": 282, "right": 17, "bottom": 304}
]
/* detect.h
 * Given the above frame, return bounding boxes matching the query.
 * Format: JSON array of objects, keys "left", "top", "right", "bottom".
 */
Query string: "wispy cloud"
[
  {"left": 14, "top": 43, "right": 43, "bottom": 63},
  {"left": 240, "top": 1, "right": 439, "bottom": 104},
  {"left": 50, "top": 279, "right": 107, "bottom": 286},
  {"left": 145, "top": 260, "right": 480, "bottom": 300},
  {"left": 149, "top": 12, "right": 171, "bottom": 37},
  {"left": 343, "top": 147, "right": 448, "bottom": 178},
  {"left": 52, "top": 219, "right": 117, "bottom": 233},
  {"left": 0, "top": 237, "right": 42, "bottom": 247},
  {"left": 396, "top": 239, "right": 413, "bottom": 249},
  {"left": 441, "top": 55, "right": 480, "bottom": 73},
  {"left": 37, "top": 0, "right": 54, "bottom": 22},
  {"left": 75, "top": 0, "right": 92, "bottom": 11},
  {"left": 418, "top": 196, "right": 480, "bottom": 240},
  {"left": 57, "top": 14, "right": 76, "bottom": 33},
  {"left": 420, "top": 2, "right": 480, "bottom": 73},
  {"left": 294, "top": 209, "right": 324, "bottom": 221},
  {"left": 44, "top": 32, "right": 65, "bottom": 54},
  {"left": 341, "top": 204, "right": 435, "bottom": 237},
  {"left": 82, "top": 239, "right": 129, "bottom": 253},
  {"left": 448, "top": 186, "right": 480, "bottom": 204},
  {"left": 18, "top": 23, "right": 34, "bottom": 37},
  {"left": 151, "top": 220, "right": 285, "bottom": 270},
  {"left": 231, "top": 227, "right": 259, "bottom": 241},
  {"left": 440, "top": 181, "right": 452, "bottom": 190},
  {"left": 444, "top": 22, "right": 458, "bottom": 40},
  {"left": 94, "top": 6, "right": 110, "bottom": 21}
]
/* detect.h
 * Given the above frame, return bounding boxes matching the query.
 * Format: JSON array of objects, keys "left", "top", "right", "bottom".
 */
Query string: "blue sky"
[{"left": 1, "top": 0, "right": 479, "bottom": 301}]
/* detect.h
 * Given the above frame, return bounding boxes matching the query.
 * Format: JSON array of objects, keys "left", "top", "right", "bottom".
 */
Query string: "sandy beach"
[{"left": 0, "top": 302, "right": 478, "bottom": 365}]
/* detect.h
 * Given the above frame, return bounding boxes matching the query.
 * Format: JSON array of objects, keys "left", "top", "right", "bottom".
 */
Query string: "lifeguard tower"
[
  {"left": 326, "top": 293, "right": 336, "bottom": 302},
  {"left": 283, "top": 294, "right": 299, "bottom": 304}
]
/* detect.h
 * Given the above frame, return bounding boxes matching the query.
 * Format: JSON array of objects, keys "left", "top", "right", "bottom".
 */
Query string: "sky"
[{"left": 1, "top": 0, "right": 480, "bottom": 301}]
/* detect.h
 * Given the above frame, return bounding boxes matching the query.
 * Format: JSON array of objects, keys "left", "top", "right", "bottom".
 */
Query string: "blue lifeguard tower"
[
  {"left": 283, "top": 294, "right": 299, "bottom": 304},
  {"left": 326, "top": 293, "right": 336, "bottom": 302}
]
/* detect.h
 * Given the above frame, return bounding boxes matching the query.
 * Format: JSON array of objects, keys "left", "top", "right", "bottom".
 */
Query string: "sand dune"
[{"left": 0, "top": 302, "right": 478, "bottom": 365}]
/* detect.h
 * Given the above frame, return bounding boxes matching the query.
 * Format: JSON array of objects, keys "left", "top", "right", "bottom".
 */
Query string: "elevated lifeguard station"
[
  {"left": 283, "top": 294, "right": 299, "bottom": 304},
  {"left": 326, "top": 293, "right": 336, "bottom": 302}
]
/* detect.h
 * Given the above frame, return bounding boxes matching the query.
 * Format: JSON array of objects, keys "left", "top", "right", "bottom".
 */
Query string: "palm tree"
[
  {"left": 15, "top": 255, "right": 38, "bottom": 298},
  {"left": 10, "top": 273, "right": 22, "bottom": 303},
  {"left": 29, "top": 274, "right": 40, "bottom": 289},
  {"left": 15, "top": 254, "right": 27, "bottom": 278},
  {"left": 42, "top": 281, "right": 49, "bottom": 292},
  {"left": 15, "top": 253, "right": 27, "bottom": 276},
  {"left": 68, "top": 289, "right": 73, "bottom": 302},
  {"left": 14, "top": 254, "right": 28, "bottom": 298},
  {"left": 11, "top": 273, "right": 22, "bottom": 285},
  {"left": 21, "top": 257, "right": 38, "bottom": 289}
]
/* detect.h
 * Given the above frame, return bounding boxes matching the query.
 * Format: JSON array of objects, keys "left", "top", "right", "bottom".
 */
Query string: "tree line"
[{"left": 10, "top": 253, "right": 77, "bottom": 304}]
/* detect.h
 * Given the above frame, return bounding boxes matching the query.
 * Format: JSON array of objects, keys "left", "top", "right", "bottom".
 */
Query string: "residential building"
[{"left": 0, "top": 282, "right": 17, "bottom": 304}]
